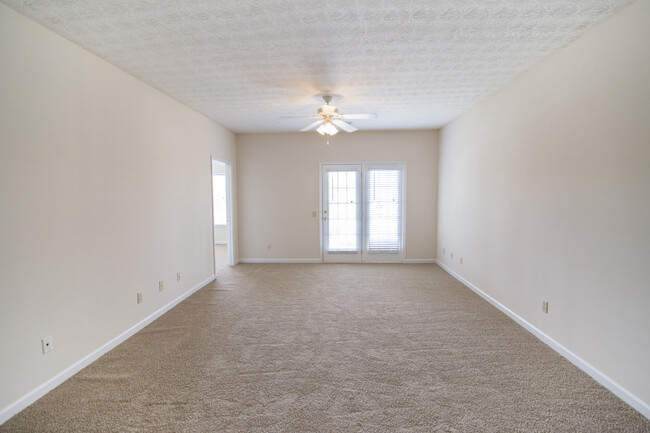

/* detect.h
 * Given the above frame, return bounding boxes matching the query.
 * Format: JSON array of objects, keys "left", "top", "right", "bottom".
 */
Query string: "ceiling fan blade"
[
  {"left": 340, "top": 113, "right": 377, "bottom": 120},
  {"left": 300, "top": 120, "right": 324, "bottom": 132},
  {"left": 332, "top": 119, "right": 358, "bottom": 133}
]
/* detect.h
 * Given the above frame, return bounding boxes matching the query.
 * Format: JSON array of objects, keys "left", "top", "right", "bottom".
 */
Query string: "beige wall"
[
  {"left": 214, "top": 225, "right": 227, "bottom": 243},
  {"left": 0, "top": 3, "right": 236, "bottom": 413},
  {"left": 438, "top": 0, "right": 650, "bottom": 409},
  {"left": 237, "top": 130, "right": 438, "bottom": 261}
]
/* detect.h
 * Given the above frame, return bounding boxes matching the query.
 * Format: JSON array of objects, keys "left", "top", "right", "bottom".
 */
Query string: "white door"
[
  {"left": 321, "top": 163, "right": 405, "bottom": 263},
  {"left": 322, "top": 165, "right": 362, "bottom": 262},
  {"left": 363, "top": 164, "right": 405, "bottom": 263}
]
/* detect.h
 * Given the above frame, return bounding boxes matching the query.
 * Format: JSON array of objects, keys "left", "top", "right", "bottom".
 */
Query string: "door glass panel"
[
  {"left": 366, "top": 169, "right": 401, "bottom": 252},
  {"left": 327, "top": 170, "right": 359, "bottom": 252}
]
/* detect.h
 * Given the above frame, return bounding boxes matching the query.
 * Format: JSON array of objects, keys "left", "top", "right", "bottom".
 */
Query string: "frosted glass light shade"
[{"left": 317, "top": 121, "right": 338, "bottom": 136}]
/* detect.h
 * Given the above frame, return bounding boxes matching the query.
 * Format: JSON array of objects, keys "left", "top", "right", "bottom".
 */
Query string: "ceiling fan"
[{"left": 286, "top": 95, "right": 376, "bottom": 144}]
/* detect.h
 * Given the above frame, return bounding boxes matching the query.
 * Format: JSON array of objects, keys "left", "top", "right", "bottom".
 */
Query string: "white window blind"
[{"left": 366, "top": 168, "right": 402, "bottom": 253}]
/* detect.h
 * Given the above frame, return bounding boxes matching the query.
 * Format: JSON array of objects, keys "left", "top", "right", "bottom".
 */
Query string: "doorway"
[
  {"left": 211, "top": 158, "right": 234, "bottom": 272},
  {"left": 321, "top": 163, "right": 405, "bottom": 263}
]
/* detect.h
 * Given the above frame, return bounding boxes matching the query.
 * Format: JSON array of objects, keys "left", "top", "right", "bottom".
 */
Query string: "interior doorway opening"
[{"left": 211, "top": 158, "right": 234, "bottom": 272}]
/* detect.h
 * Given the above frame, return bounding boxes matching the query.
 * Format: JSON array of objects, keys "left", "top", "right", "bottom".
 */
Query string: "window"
[
  {"left": 212, "top": 174, "right": 227, "bottom": 225},
  {"left": 366, "top": 168, "right": 402, "bottom": 253},
  {"left": 327, "top": 170, "right": 360, "bottom": 252}
]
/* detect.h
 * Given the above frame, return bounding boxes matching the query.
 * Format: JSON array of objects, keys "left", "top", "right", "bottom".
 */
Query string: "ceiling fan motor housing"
[{"left": 318, "top": 105, "right": 339, "bottom": 118}]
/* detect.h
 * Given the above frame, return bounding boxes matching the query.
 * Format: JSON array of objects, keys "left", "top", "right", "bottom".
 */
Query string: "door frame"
[
  {"left": 210, "top": 157, "right": 235, "bottom": 271},
  {"left": 319, "top": 161, "right": 406, "bottom": 263}
]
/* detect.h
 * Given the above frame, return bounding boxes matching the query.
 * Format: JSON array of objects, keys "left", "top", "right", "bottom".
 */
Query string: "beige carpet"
[{"left": 2, "top": 264, "right": 648, "bottom": 432}]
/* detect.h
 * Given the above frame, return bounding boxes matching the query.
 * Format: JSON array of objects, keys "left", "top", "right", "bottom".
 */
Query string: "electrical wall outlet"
[
  {"left": 460, "top": 257, "right": 463, "bottom": 265},
  {"left": 42, "top": 336, "right": 53, "bottom": 354},
  {"left": 450, "top": 252, "right": 454, "bottom": 259},
  {"left": 442, "top": 248, "right": 446, "bottom": 255},
  {"left": 177, "top": 272, "right": 181, "bottom": 282},
  {"left": 159, "top": 280, "right": 164, "bottom": 292},
  {"left": 542, "top": 301, "right": 549, "bottom": 314},
  {"left": 137, "top": 292, "right": 143, "bottom": 304}
]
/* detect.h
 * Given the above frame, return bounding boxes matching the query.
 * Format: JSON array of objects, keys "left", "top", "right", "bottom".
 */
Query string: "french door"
[{"left": 321, "top": 163, "right": 405, "bottom": 263}]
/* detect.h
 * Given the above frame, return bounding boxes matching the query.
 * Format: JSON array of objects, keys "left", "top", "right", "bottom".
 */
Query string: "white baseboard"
[
  {"left": 404, "top": 259, "right": 437, "bottom": 264},
  {"left": 238, "top": 258, "right": 322, "bottom": 263},
  {"left": 238, "top": 259, "right": 438, "bottom": 264},
  {"left": 435, "top": 261, "right": 650, "bottom": 419},
  {"left": 0, "top": 275, "right": 216, "bottom": 426}
]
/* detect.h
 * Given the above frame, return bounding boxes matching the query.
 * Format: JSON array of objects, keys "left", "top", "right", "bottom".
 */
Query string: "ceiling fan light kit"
[
  {"left": 289, "top": 95, "right": 376, "bottom": 145},
  {"left": 316, "top": 121, "right": 338, "bottom": 136}
]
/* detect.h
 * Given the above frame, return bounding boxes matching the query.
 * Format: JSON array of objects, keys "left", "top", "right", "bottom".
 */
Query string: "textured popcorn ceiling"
[{"left": 2, "top": 0, "right": 635, "bottom": 133}]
